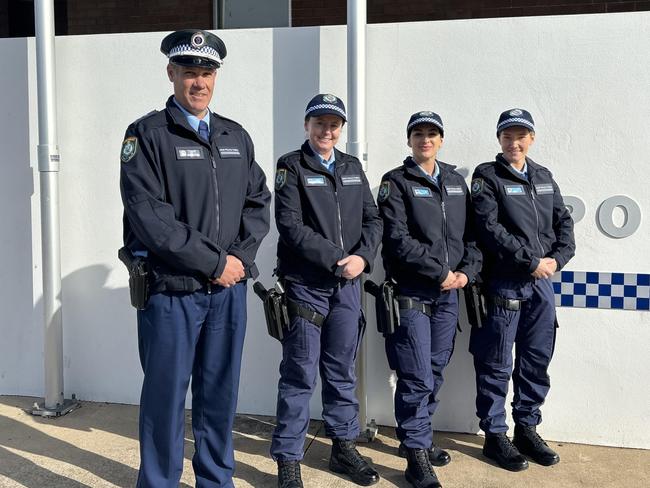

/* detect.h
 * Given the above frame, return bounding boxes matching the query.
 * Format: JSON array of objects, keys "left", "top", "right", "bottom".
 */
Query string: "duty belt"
[
  {"left": 287, "top": 300, "right": 326, "bottom": 327},
  {"left": 397, "top": 297, "right": 432, "bottom": 317},
  {"left": 491, "top": 295, "right": 523, "bottom": 311}
]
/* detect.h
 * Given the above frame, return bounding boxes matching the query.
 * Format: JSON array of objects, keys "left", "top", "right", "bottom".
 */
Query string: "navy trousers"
[
  {"left": 470, "top": 278, "right": 557, "bottom": 434},
  {"left": 136, "top": 283, "right": 247, "bottom": 488},
  {"left": 271, "top": 280, "right": 364, "bottom": 460},
  {"left": 385, "top": 290, "right": 458, "bottom": 449}
]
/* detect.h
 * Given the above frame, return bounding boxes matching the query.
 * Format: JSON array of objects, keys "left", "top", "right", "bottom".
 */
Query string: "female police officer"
[
  {"left": 377, "top": 112, "right": 481, "bottom": 488},
  {"left": 470, "top": 109, "right": 575, "bottom": 471},
  {"left": 270, "top": 94, "right": 383, "bottom": 488}
]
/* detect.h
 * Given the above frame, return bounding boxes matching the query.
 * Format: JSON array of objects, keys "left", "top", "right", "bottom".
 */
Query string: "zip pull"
[{"left": 211, "top": 156, "right": 216, "bottom": 169}]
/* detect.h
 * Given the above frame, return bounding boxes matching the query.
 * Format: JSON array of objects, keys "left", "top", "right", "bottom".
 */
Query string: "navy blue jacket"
[
  {"left": 274, "top": 142, "right": 383, "bottom": 288},
  {"left": 379, "top": 157, "right": 482, "bottom": 298},
  {"left": 120, "top": 96, "right": 271, "bottom": 292},
  {"left": 471, "top": 154, "right": 575, "bottom": 281}
]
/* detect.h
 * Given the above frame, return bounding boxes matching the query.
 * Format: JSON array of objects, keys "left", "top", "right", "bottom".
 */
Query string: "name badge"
[
  {"left": 217, "top": 147, "right": 241, "bottom": 158},
  {"left": 412, "top": 186, "right": 432, "bottom": 198},
  {"left": 341, "top": 175, "right": 362, "bottom": 186},
  {"left": 304, "top": 175, "right": 327, "bottom": 187},
  {"left": 444, "top": 185, "right": 464, "bottom": 196},
  {"left": 175, "top": 147, "right": 205, "bottom": 160},
  {"left": 505, "top": 185, "right": 525, "bottom": 196},
  {"left": 535, "top": 183, "right": 554, "bottom": 195}
]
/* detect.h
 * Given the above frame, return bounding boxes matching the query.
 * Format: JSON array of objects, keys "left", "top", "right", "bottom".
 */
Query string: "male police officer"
[
  {"left": 378, "top": 111, "right": 481, "bottom": 488},
  {"left": 271, "top": 94, "right": 383, "bottom": 487},
  {"left": 120, "top": 29, "right": 271, "bottom": 487},
  {"left": 470, "top": 109, "right": 575, "bottom": 472}
]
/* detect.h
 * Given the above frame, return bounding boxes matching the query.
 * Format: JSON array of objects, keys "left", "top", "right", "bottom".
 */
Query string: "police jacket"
[
  {"left": 120, "top": 96, "right": 271, "bottom": 293},
  {"left": 378, "top": 157, "right": 482, "bottom": 298},
  {"left": 274, "top": 142, "right": 383, "bottom": 288},
  {"left": 471, "top": 154, "right": 575, "bottom": 281}
]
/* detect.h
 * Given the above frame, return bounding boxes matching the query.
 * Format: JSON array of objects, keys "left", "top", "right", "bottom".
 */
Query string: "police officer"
[
  {"left": 270, "top": 94, "right": 383, "bottom": 487},
  {"left": 119, "top": 29, "right": 271, "bottom": 487},
  {"left": 377, "top": 112, "right": 481, "bottom": 488},
  {"left": 470, "top": 109, "right": 575, "bottom": 471}
]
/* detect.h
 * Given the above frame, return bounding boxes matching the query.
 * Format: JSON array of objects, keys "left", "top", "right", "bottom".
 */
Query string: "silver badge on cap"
[
  {"left": 191, "top": 32, "right": 206, "bottom": 49},
  {"left": 323, "top": 94, "right": 337, "bottom": 103},
  {"left": 419, "top": 111, "right": 434, "bottom": 116},
  {"left": 509, "top": 109, "right": 523, "bottom": 116}
]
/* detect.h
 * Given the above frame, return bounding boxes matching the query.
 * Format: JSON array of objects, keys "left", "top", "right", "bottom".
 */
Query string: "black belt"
[
  {"left": 397, "top": 297, "right": 432, "bottom": 317},
  {"left": 286, "top": 300, "right": 326, "bottom": 327},
  {"left": 491, "top": 295, "right": 523, "bottom": 311}
]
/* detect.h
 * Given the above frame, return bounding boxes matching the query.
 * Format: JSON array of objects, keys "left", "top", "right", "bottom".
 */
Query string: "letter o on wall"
[
  {"left": 564, "top": 196, "right": 585, "bottom": 224},
  {"left": 597, "top": 195, "right": 642, "bottom": 238}
]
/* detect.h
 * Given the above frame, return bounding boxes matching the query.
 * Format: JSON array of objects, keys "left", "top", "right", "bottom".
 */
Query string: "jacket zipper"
[
  {"left": 210, "top": 154, "right": 221, "bottom": 243},
  {"left": 528, "top": 184, "right": 545, "bottom": 255}
]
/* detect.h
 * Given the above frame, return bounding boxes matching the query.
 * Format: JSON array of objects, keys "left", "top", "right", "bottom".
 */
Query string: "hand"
[
  {"left": 439, "top": 270, "right": 456, "bottom": 290},
  {"left": 531, "top": 258, "right": 558, "bottom": 279},
  {"left": 213, "top": 255, "right": 245, "bottom": 287},
  {"left": 441, "top": 271, "right": 468, "bottom": 291},
  {"left": 337, "top": 255, "right": 366, "bottom": 280}
]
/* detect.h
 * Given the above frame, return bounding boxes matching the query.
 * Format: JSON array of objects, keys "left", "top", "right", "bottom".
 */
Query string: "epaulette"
[
  {"left": 129, "top": 110, "right": 166, "bottom": 131},
  {"left": 214, "top": 113, "right": 243, "bottom": 130}
]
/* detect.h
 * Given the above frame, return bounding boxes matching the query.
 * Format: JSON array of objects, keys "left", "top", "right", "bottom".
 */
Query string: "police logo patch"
[
  {"left": 509, "top": 109, "right": 523, "bottom": 116},
  {"left": 191, "top": 32, "right": 205, "bottom": 49},
  {"left": 275, "top": 168, "right": 287, "bottom": 190},
  {"left": 121, "top": 137, "right": 137, "bottom": 163},
  {"left": 323, "top": 94, "right": 337, "bottom": 103},
  {"left": 378, "top": 181, "right": 391, "bottom": 202},
  {"left": 471, "top": 178, "right": 483, "bottom": 195}
]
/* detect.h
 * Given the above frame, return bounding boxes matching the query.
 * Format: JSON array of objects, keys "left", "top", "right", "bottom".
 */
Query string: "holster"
[
  {"left": 364, "top": 279, "right": 400, "bottom": 336},
  {"left": 253, "top": 281, "right": 290, "bottom": 341},
  {"left": 118, "top": 247, "right": 150, "bottom": 310},
  {"left": 464, "top": 279, "right": 487, "bottom": 328}
]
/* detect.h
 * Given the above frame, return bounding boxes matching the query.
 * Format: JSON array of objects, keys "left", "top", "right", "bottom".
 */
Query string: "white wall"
[{"left": 0, "top": 12, "right": 648, "bottom": 449}]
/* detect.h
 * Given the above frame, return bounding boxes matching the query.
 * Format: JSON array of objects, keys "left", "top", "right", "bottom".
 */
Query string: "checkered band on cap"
[
  {"left": 168, "top": 44, "right": 223, "bottom": 65},
  {"left": 407, "top": 117, "right": 444, "bottom": 133},
  {"left": 305, "top": 103, "right": 347, "bottom": 118},
  {"left": 497, "top": 117, "right": 534, "bottom": 131}
]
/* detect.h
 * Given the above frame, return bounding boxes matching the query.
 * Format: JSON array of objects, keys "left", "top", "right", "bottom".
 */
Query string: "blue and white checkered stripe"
[
  {"left": 552, "top": 271, "right": 650, "bottom": 311},
  {"left": 168, "top": 44, "right": 223, "bottom": 65},
  {"left": 497, "top": 117, "right": 534, "bottom": 131},
  {"left": 407, "top": 117, "right": 444, "bottom": 132},
  {"left": 305, "top": 103, "right": 346, "bottom": 118}
]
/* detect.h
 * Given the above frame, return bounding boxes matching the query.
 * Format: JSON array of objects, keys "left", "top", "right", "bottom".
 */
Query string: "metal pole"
[
  {"left": 347, "top": 0, "right": 376, "bottom": 442},
  {"left": 30, "top": 0, "right": 79, "bottom": 417},
  {"left": 213, "top": 0, "right": 226, "bottom": 29}
]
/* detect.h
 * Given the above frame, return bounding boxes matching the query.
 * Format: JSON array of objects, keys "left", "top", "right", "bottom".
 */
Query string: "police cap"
[
  {"left": 305, "top": 94, "right": 347, "bottom": 122},
  {"left": 161, "top": 29, "right": 227, "bottom": 70},
  {"left": 407, "top": 111, "right": 444, "bottom": 137},
  {"left": 496, "top": 108, "right": 535, "bottom": 135}
]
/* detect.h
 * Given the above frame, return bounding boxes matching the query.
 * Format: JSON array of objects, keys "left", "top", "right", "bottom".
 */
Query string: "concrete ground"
[{"left": 1, "top": 396, "right": 648, "bottom": 488}]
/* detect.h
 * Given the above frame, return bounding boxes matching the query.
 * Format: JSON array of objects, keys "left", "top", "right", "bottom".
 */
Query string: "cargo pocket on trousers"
[
  {"left": 388, "top": 310, "right": 427, "bottom": 374},
  {"left": 469, "top": 306, "right": 515, "bottom": 367}
]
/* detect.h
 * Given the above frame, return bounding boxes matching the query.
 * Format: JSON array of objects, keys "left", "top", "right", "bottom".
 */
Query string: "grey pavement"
[{"left": 1, "top": 395, "right": 648, "bottom": 487}]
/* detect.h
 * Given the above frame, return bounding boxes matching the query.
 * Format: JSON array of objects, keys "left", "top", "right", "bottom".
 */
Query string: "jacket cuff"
[
  {"left": 438, "top": 264, "right": 451, "bottom": 283},
  {"left": 210, "top": 252, "right": 228, "bottom": 281},
  {"left": 528, "top": 257, "right": 541, "bottom": 273}
]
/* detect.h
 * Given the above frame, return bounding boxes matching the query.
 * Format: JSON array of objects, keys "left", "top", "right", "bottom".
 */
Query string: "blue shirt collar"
[
  {"left": 415, "top": 159, "right": 440, "bottom": 185},
  {"left": 308, "top": 142, "right": 336, "bottom": 173},
  {"left": 511, "top": 162, "right": 528, "bottom": 179},
  {"left": 173, "top": 97, "right": 210, "bottom": 133}
]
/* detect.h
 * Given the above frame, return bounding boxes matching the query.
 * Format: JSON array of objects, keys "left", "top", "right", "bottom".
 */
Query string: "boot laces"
[
  {"left": 496, "top": 434, "right": 519, "bottom": 457},
  {"left": 413, "top": 448, "right": 436, "bottom": 477},
  {"left": 279, "top": 461, "right": 301, "bottom": 481},
  {"left": 526, "top": 429, "right": 548, "bottom": 449}
]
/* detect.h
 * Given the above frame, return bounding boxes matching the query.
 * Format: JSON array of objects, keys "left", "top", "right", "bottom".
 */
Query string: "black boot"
[
  {"left": 483, "top": 433, "right": 529, "bottom": 472},
  {"left": 405, "top": 448, "right": 442, "bottom": 488},
  {"left": 398, "top": 443, "right": 451, "bottom": 467},
  {"left": 329, "top": 439, "right": 380, "bottom": 486},
  {"left": 513, "top": 425, "right": 560, "bottom": 466},
  {"left": 277, "top": 460, "right": 303, "bottom": 488}
]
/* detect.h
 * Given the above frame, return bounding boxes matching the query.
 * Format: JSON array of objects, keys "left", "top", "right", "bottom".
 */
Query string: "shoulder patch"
[
  {"left": 275, "top": 168, "right": 287, "bottom": 190},
  {"left": 471, "top": 178, "right": 483, "bottom": 195},
  {"left": 378, "top": 180, "right": 391, "bottom": 203},
  {"left": 121, "top": 137, "right": 138, "bottom": 163}
]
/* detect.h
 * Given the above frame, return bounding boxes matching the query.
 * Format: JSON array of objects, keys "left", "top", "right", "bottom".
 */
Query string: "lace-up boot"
[
  {"left": 398, "top": 443, "right": 451, "bottom": 467},
  {"left": 329, "top": 439, "right": 380, "bottom": 486},
  {"left": 483, "top": 433, "right": 529, "bottom": 471},
  {"left": 513, "top": 425, "right": 560, "bottom": 466},
  {"left": 405, "top": 448, "right": 442, "bottom": 488},
  {"left": 277, "top": 460, "right": 303, "bottom": 488}
]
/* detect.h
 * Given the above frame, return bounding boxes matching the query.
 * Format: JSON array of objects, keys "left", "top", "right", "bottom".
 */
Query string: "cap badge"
[
  {"left": 323, "top": 94, "right": 337, "bottom": 103},
  {"left": 419, "top": 111, "right": 434, "bottom": 116},
  {"left": 509, "top": 109, "right": 523, "bottom": 116},
  {"left": 191, "top": 32, "right": 206, "bottom": 49}
]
